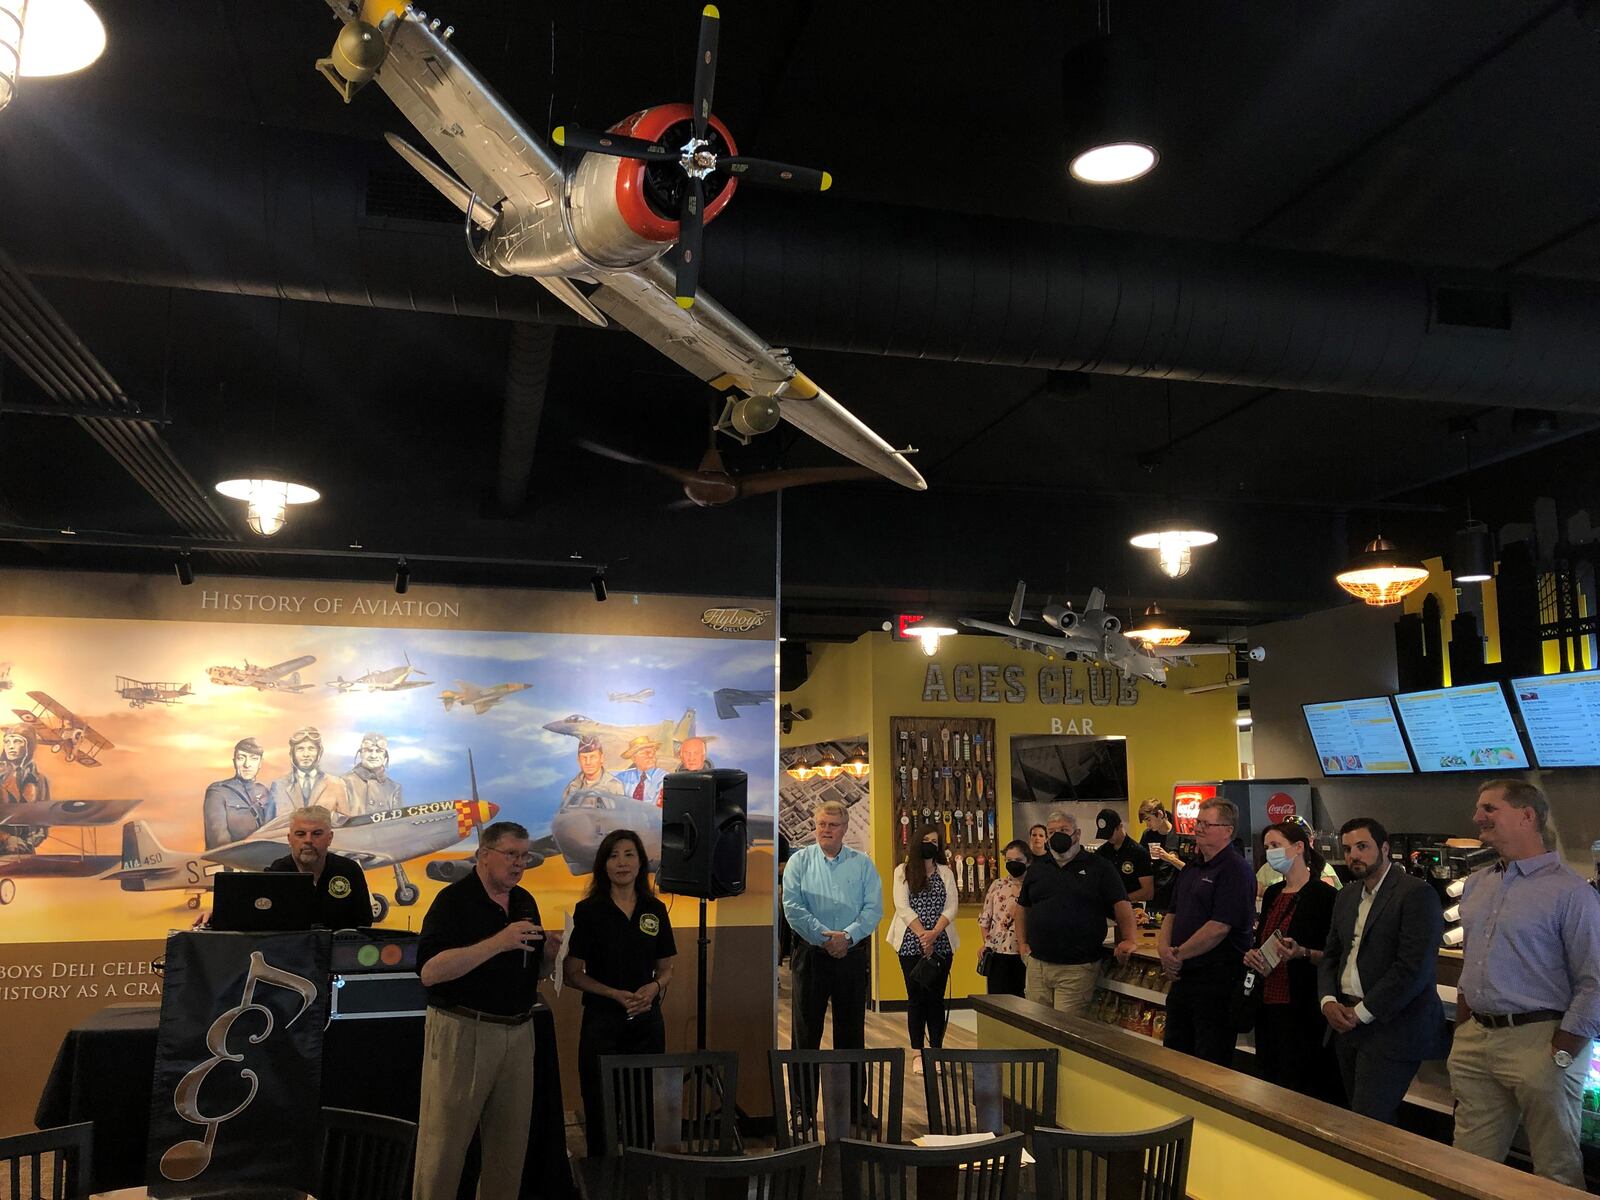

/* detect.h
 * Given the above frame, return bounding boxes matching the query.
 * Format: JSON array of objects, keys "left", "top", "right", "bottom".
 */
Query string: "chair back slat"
[
  {"left": 769, "top": 1048, "right": 904, "bottom": 1148},
  {"left": 318, "top": 1104, "right": 418, "bottom": 1200},
  {"left": 838, "top": 1132, "right": 1023, "bottom": 1200},
  {"left": 1033, "top": 1119, "right": 1194, "bottom": 1200},
  {"left": 923, "top": 1050, "right": 1058, "bottom": 1146},
  {"left": 0, "top": 1122, "right": 93, "bottom": 1200},
  {"left": 623, "top": 1144, "right": 820, "bottom": 1200},
  {"left": 601, "top": 1052, "right": 740, "bottom": 1156}
]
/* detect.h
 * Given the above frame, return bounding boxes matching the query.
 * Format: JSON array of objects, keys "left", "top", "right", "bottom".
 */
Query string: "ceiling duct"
[{"left": 9, "top": 112, "right": 1600, "bottom": 411}]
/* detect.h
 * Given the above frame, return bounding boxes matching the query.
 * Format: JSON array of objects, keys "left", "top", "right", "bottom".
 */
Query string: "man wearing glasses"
[
  {"left": 1158, "top": 797, "right": 1256, "bottom": 1066},
  {"left": 413, "top": 821, "right": 563, "bottom": 1200}
]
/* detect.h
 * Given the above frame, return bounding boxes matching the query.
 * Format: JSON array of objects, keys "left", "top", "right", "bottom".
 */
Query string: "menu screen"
[
  {"left": 1511, "top": 671, "right": 1600, "bottom": 768},
  {"left": 1395, "top": 684, "right": 1528, "bottom": 772},
  {"left": 1301, "top": 697, "right": 1414, "bottom": 775}
]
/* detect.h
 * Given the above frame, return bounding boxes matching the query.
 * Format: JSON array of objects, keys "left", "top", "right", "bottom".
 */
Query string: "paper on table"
[
  {"left": 912, "top": 1132, "right": 1035, "bottom": 1166},
  {"left": 551, "top": 910, "right": 573, "bottom": 995}
]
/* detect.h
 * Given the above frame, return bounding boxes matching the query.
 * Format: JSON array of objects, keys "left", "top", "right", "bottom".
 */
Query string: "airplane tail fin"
[
  {"left": 179, "top": 684, "right": 192, "bottom": 696},
  {"left": 1086, "top": 587, "right": 1106, "bottom": 613},
  {"left": 120, "top": 819, "right": 170, "bottom": 867},
  {"left": 671, "top": 708, "right": 697, "bottom": 748},
  {"left": 1008, "top": 581, "right": 1027, "bottom": 627}
]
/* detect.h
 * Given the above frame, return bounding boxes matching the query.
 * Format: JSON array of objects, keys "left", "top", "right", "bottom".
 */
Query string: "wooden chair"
[
  {"left": 838, "top": 1133, "right": 1024, "bottom": 1200},
  {"left": 770, "top": 1048, "right": 905, "bottom": 1147},
  {"left": 599, "top": 1051, "right": 740, "bottom": 1156},
  {"left": 1033, "top": 1120, "right": 1193, "bottom": 1200},
  {"left": 921, "top": 1049, "right": 1058, "bottom": 1145},
  {"left": 319, "top": 1106, "right": 417, "bottom": 1200},
  {"left": 0, "top": 1122, "right": 93, "bottom": 1200},
  {"left": 622, "top": 1144, "right": 821, "bottom": 1200}
]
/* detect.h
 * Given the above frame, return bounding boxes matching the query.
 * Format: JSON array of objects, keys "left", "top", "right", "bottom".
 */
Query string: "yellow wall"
[
  {"left": 785, "top": 632, "right": 1238, "bottom": 1004},
  {"left": 979, "top": 1014, "right": 1434, "bottom": 1200}
]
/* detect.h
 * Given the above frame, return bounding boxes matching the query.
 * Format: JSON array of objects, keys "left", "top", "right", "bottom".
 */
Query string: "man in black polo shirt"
[
  {"left": 1094, "top": 808, "right": 1154, "bottom": 904},
  {"left": 1158, "top": 796, "right": 1255, "bottom": 1066},
  {"left": 1016, "top": 811, "right": 1138, "bottom": 1016},
  {"left": 264, "top": 804, "right": 373, "bottom": 927},
  {"left": 413, "top": 820, "right": 561, "bottom": 1200}
]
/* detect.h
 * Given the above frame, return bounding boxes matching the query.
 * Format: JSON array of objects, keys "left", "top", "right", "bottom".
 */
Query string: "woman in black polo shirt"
[{"left": 564, "top": 829, "right": 677, "bottom": 1157}]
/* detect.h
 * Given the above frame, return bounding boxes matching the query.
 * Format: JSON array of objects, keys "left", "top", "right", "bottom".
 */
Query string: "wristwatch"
[{"left": 1555, "top": 1049, "right": 1575, "bottom": 1069}]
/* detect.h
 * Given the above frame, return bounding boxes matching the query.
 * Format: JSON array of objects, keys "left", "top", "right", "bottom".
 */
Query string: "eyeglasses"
[
  {"left": 484, "top": 846, "right": 538, "bottom": 867},
  {"left": 1194, "top": 820, "right": 1234, "bottom": 831}
]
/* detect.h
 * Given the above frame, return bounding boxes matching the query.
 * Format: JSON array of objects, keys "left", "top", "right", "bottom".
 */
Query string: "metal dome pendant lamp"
[
  {"left": 1335, "top": 535, "right": 1429, "bottom": 607},
  {"left": 1131, "top": 384, "right": 1217, "bottom": 579}
]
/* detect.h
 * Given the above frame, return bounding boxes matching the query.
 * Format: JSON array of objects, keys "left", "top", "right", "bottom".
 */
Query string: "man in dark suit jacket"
[{"left": 1317, "top": 817, "right": 1445, "bottom": 1123}]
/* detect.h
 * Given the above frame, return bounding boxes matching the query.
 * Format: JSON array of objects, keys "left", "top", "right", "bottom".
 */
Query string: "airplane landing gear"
[
  {"left": 0, "top": 878, "right": 15, "bottom": 904},
  {"left": 370, "top": 893, "right": 390, "bottom": 923},
  {"left": 393, "top": 862, "right": 419, "bottom": 906}
]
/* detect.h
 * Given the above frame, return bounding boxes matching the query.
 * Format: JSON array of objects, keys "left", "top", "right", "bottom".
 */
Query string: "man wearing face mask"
[
  {"left": 1159, "top": 797, "right": 1257, "bottom": 1066},
  {"left": 1015, "top": 812, "right": 1138, "bottom": 1016}
]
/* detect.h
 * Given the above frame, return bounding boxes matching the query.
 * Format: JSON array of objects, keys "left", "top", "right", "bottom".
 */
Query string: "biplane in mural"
[
  {"left": 439, "top": 680, "right": 531, "bottom": 715},
  {"left": 206, "top": 654, "right": 317, "bottom": 693},
  {"left": 328, "top": 655, "right": 432, "bottom": 694},
  {"left": 0, "top": 798, "right": 143, "bottom": 905},
  {"left": 114, "top": 676, "right": 193, "bottom": 709},
  {"left": 11, "top": 692, "right": 114, "bottom": 766}
]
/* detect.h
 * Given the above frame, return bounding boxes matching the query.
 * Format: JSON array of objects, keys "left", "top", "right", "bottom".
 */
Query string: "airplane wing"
[
  {"left": 1150, "top": 644, "right": 1235, "bottom": 659},
  {"left": 959, "top": 618, "right": 1073, "bottom": 656},
  {"left": 263, "top": 655, "right": 317, "bottom": 679},
  {"left": 25, "top": 691, "right": 73, "bottom": 724},
  {"left": 0, "top": 799, "right": 142, "bottom": 825},
  {"left": 0, "top": 854, "right": 121, "bottom": 878},
  {"left": 201, "top": 840, "right": 290, "bottom": 870},
  {"left": 590, "top": 261, "right": 925, "bottom": 491},
  {"left": 471, "top": 700, "right": 498, "bottom": 715},
  {"left": 387, "top": 681, "right": 433, "bottom": 691}
]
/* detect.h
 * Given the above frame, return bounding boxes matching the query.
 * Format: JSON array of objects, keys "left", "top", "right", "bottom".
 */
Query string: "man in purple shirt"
[
  {"left": 1158, "top": 796, "right": 1255, "bottom": 1066},
  {"left": 1450, "top": 779, "right": 1600, "bottom": 1189}
]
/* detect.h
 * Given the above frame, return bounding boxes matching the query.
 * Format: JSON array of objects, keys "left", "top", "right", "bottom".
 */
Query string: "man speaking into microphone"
[{"left": 413, "top": 820, "right": 561, "bottom": 1200}]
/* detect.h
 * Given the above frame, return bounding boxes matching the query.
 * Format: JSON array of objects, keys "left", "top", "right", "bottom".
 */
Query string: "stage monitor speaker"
[
  {"left": 658, "top": 769, "right": 748, "bottom": 899},
  {"left": 780, "top": 640, "right": 811, "bottom": 691}
]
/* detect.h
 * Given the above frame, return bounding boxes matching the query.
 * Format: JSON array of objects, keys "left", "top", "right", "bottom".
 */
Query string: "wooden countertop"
[{"left": 972, "top": 995, "right": 1585, "bottom": 1200}]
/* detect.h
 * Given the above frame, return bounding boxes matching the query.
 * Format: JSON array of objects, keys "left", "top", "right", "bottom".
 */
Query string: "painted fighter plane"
[
  {"left": 312, "top": 2, "right": 924, "bottom": 492},
  {"left": 423, "top": 749, "right": 551, "bottom": 885},
  {"left": 551, "top": 787, "right": 662, "bottom": 876},
  {"left": 959, "top": 582, "right": 1233, "bottom": 687},
  {"left": 713, "top": 688, "right": 772, "bottom": 720},
  {"left": 542, "top": 708, "right": 698, "bottom": 766},
  {"left": 0, "top": 797, "right": 143, "bottom": 905},
  {"left": 440, "top": 680, "right": 531, "bottom": 715},
  {"left": 206, "top": 655, "right": 318, "bottom": 693},
  {"left": 608, "top": 689, "right": 655, "bottom": 705},
  {"left": 328, "top": 655, "right": 431, "bottom": 693},
  {"left": 115, "top": 676, "right": 192, "bottom": 709},
  {"left": 11, "top": 692, "right": 114, "bottom": 766},
  {"left": 116, "top": 793, "right": 500, "bottom": 923}
]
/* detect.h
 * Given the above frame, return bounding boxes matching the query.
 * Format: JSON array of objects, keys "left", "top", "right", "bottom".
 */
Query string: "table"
[{"left": 39, "top": 1002, "right": 574, "bottom": 1200}]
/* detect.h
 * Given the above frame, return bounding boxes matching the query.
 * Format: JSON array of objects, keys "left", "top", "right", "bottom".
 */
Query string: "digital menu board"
[
  {"left": 1395, "top": 684, "right": 1528, "bottom": 772},
  {"left": 1511, "top": 670, "right": 1600, "bottom": 768},
  {"left": 1301, "top": 697, "right": 1414, "bottom": 775}
]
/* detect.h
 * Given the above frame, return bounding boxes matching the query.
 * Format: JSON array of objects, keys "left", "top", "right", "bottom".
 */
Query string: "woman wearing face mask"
[
  {"left": 887, "top": 824, "right": 959, "bottom": 1071},
  {"left": 977, "top": 840, "right": 1031, "bottom": 997},
  {"left": 1242, "top": 821, "right": 1343, "bottom": 1104}
]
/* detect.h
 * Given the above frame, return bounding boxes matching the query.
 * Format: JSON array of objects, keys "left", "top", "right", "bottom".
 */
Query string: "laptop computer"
[{"left": 210, "top": 870, "right": 317, "bottom": 932}]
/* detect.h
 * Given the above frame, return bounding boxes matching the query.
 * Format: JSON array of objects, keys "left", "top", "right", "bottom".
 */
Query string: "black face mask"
[
  {"left": 1049, "top": 831, "right": 1074, "bottom": 854},
  {"left": 1005, "top": 859, "right": 1027, "bottom": 878},
  {"left": 919, "top": 842, "right": 940, "bottom": 861}
]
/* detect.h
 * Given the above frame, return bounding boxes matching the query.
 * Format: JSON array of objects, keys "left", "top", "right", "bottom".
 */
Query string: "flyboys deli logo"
[{"left": 701, "top": 608, "right": 772, "bottom": 634}]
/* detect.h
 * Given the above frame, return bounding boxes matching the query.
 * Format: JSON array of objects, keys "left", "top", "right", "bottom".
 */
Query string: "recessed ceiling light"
[{"left": 1070, "top": 142, "right": 1158, "bottom": 185}]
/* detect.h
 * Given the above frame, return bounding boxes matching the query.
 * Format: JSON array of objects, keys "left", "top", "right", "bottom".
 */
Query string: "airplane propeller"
[
  {"left": 578, "top": 439, "right": 873, "bottom": 508},
  {"left": 551, "top": 5, "right": 831, "bottom": 308}
]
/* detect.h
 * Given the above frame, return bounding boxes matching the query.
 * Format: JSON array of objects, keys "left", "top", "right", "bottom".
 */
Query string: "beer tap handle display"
[{"left": 890, "top": 714, "right": 998, "bottom": 901}]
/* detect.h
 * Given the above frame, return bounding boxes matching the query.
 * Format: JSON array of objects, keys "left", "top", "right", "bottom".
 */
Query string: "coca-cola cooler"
[{"left": 1171, "top": 778, "right": 1312, "bottom": 869}]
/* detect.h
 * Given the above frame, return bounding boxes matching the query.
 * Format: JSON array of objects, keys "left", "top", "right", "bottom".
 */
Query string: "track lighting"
[
  {"left": 394, "top": 558, "right": 409, "bottom": 594},
  {"left": 591, "top": 571, "right": 608, "bottom": 603},
  {"left": 174, "top": 554, "right": 194, "bottom": 586}
]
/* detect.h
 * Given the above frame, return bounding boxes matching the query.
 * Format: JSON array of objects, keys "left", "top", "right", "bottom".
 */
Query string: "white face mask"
[{"left": 1265, "top": 847, "right": 1295, "bottom": 875}]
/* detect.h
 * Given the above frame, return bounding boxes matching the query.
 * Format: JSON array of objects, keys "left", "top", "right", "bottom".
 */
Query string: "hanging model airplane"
[
  {"left": 11, "top": 692, "right": 114, "bottom": 766},
  {"left": 312, "top": 2, "right": 924, "bottom": 492},
  {"left": 328, "top": 655, "right": 432, "bottom": 693},
  {"left": 115, "top": 677, "right": 193, "bottom": 709},
  {"left": 959, "top": 582, "right": 1233, "bottom": 688},
  {"left": 206, "top": 655, "right": 318, "bottom": 693},
  {"left": 580, "top": 440, "right": 875, "bottom": 508}
]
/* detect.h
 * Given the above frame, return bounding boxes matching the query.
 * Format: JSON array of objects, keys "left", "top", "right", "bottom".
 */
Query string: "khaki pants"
[
  {"left": 1449, "top": 1017, "right": 1591, "bottom": 1190},
  {"left": 413, "top": 1006, "right": 538, "bottom": 1200},
  {"left": 1023, "top": 958, "right": 1100, "bottom": 1017}
]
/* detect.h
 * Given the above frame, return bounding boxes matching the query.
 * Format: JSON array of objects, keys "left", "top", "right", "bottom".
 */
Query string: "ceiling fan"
[{"left": 579, "top": 439, "right": 874, "bottom": 508}]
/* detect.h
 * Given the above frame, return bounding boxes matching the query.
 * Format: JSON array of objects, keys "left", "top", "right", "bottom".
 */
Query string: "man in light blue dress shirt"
[
  {"left": 781, "top": 799, "right": 883, "bottom": 1048},
  {"left": 1451, "top": 779, "right": 1600, "bottom": 1189}
]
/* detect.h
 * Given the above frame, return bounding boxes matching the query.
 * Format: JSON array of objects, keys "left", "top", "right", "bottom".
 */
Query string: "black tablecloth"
[{"left": 36, "top": 1001, "right": 575, "bottom": 1200}]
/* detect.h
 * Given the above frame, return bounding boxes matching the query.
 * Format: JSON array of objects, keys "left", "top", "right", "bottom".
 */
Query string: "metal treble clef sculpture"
[{"left": 159, "top": 950, "right": 320, "bottom": 1182}]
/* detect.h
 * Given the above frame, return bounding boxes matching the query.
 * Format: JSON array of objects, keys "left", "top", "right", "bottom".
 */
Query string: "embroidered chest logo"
[
  {"left": 328, "top": 877, "right": 352, "bottom": 899},
  {"left": 1121, "top": 862, "right": 1133, "bottom": 874},
  {"left": 639, "top": 913, "right": 661, "bottom": 936}
]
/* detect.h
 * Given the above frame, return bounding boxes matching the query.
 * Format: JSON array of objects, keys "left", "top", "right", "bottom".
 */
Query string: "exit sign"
[{"left": 893, "top": 613, "right": 927, "bottom": 640}]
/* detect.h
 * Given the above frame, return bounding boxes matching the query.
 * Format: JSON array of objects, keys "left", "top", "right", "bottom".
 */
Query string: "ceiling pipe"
[{"left": 9, "top": 112, "right": 1600, "bottom": 410}]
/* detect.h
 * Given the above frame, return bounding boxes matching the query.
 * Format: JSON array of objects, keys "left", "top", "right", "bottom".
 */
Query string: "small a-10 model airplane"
[
  {"left": 959, "top": 583, "right": 1232, "bottom": 688},
  {"left": 312, "top": 2, "right": 924, "bottom": 492},
  {"left": 11, "top": 692, "right": 114, "bottom": 766}
]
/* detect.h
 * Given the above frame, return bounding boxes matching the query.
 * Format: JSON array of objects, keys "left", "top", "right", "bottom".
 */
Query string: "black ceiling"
[{"left": 2, "top": 0, "right": 1599, "bottom": 642}]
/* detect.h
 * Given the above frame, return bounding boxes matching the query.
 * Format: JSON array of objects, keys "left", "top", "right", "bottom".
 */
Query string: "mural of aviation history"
[{"left": 0, "top": 573, "right": 778, "bottom": 944}]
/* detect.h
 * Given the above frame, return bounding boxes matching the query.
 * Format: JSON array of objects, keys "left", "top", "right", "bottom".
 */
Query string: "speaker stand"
[{"left": 692, "top": 895, "right": 747, "bottom": 1150}]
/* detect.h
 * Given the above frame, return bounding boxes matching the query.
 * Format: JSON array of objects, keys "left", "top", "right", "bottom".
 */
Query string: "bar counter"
[{"left": 972, "top": 993, "right": 1583, "bottom": 1199}]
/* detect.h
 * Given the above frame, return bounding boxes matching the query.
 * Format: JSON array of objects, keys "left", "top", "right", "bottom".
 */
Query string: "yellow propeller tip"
[
  {"left": 552, "top": 126, "right": 566, "bottom": 146},
  {"left": 703, "top": 4, "right": 720, "bottom": 18},
  {"left": 676, "top": 296, "right": 696, "bottom": 310},
  {"left": 820, "top": 171, "right": 834, "bottom": 191}
]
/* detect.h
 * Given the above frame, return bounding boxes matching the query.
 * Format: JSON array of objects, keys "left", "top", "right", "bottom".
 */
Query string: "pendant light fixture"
[
  {"left": 215, "top": 474, "right": 320, "bottom": 537},
  {"left": 2, "top": 0, "right": 107, "bottom": 114},
  {"left": 1127, "top": 602, "right": 1190, "bottom": 647},
  {"left": 784, "top": 761, "right": 816, "bottom": 782},
  {"left": 843, "top": 751, "right": 870, "bottom": 779},
  {"left": 813, "top": 755, "right": 843, "bottom": 781},
  {"left": 1450, "top": 423, "right": 1494, "bottom": 584},
  {"left": 904, "top": 617, "right": 957, "bottom": 657},
  {"left": 1131, "top": 384, "right": 1217, "bottom": 578},
  {"left": 1063, "top": 4, "right": 1159, "bottom": 185},
  {"left": 1335, "top": 535, "right": 1429, "bottom": 606}
]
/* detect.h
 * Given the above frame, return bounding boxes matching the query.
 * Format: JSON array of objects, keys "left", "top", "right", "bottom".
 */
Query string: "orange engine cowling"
[{"left": 566, "top": 103, "right": 740, "bottom": 265}]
